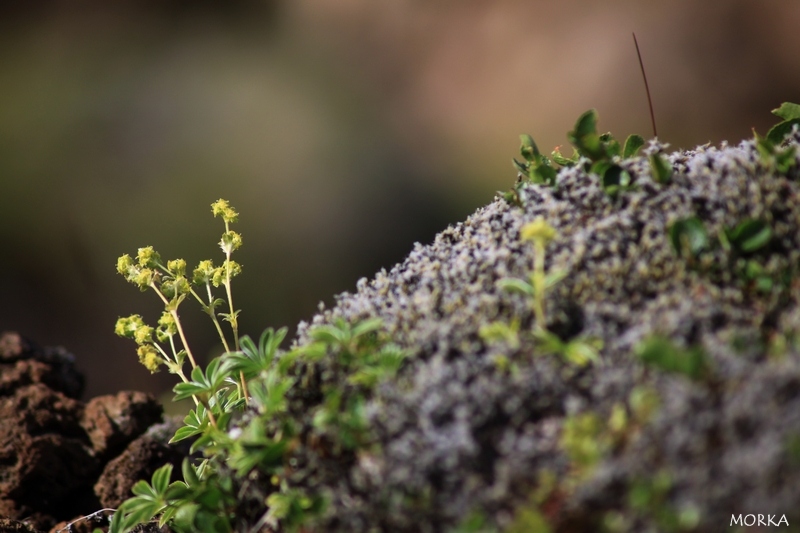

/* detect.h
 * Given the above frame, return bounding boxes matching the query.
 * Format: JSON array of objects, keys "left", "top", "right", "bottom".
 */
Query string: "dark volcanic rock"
[
  {"left": 0, "top": 331, "right": 180, "bottom": 531},
  {"left": 0, "top": 383, "right": 97, "bottom": 521},
  {"left": 0, "top": 518, "right": 40, "bottom": 533},
  {"left": 94, "top": 431, "right": 184, "bottom": 508},
  {"left": 81, "top": 391, "right": 163, "bottom": 462},
  {"left": 0, "top": 332, "right": 83, "bottom": 399}
]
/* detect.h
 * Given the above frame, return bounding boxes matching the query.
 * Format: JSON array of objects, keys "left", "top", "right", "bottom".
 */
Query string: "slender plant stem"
[
  {"left": 633, "top": 32, "right": 657, "bottom": 138},
  {"left": 223, "top": 220, "right": 249, "bottom": 401},
  {"left": 533, "top": 243, "right": 547, "bottom": 327},
  {"left": 150, "top": 283, "right": 198, "bottom": 369}
]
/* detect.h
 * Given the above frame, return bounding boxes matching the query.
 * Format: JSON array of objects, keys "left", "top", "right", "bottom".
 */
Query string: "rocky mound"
[
  {"left": 0, "top": 332, "right": 184, "bottom": 533},
  {"left": 282, "top": 132, "right": 800, "bottom": 531}
]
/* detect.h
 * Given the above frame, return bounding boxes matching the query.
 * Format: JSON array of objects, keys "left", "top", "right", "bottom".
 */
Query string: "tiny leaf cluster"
[
  {"left": 504, "top": 109, "right": 671, "bottom": 206},
  {"left": 488, "top": 217, "right": 602, "bottom": 368}
]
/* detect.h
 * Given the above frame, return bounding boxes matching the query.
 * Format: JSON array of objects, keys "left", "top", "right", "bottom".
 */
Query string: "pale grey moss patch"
[{"left": 284, "top": 132, "right": 800, "bottom": 532}]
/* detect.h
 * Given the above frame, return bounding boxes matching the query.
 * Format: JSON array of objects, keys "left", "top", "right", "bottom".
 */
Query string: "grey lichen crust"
[{"left": 291, "top": 132, "right": 800, "bottom": 532}]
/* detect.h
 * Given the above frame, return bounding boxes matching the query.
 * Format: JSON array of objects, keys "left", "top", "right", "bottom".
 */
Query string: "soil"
[{"left": 0, "top": 331, "right": 185, "bottom": 533}]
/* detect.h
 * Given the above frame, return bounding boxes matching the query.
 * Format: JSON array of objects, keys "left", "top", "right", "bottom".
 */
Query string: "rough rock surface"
[
  {"left": 94, "top": 423, "right": 185, "bottom": 508},
  {"left": 0, "top": 332, "right": 181, "bottom": 532},
  {"left": 279, "top": 133, "right": 800, "bottom": 531}
]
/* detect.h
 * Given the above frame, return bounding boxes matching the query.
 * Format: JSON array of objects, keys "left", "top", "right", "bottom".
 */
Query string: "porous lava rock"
[
  {"left": 94, "top": 424, "right": 185, "bottom": 509},
  {"left": 0, "top": 332, "right": 181, "bottom": 532}
]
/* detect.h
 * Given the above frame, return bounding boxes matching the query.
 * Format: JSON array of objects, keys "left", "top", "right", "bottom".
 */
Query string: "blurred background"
[{"left": 2, "top": 0, "right": 799, "bottom": 402}]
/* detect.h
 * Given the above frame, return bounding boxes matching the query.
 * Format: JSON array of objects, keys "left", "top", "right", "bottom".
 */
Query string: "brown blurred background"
[{"left": 2, "top": 0, "right": 799, "bottom": 402}]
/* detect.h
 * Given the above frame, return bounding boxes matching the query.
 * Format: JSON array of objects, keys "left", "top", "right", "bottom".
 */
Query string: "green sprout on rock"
[{"left": 496, "top": 217, "right": 601, "bottom": 366}]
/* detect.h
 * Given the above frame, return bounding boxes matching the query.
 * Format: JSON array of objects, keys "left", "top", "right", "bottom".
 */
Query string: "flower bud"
[
  {"left": 211, "top": 199, "right": 239, "bottom": 224},
  {"left": 137, "top": 246, "right": 161, "bottom": 269},
  {"left": 137, "top": 345, "right": 162, "bottom": 373},
  {"left": 134, "top": 325, "right": 154, "bottom": 345},
  {"left": 116, "top": 254, "right": 134, "bottom": 276},
  {"left": 520, "top": 217, "right": 557, "bottom": 246},
  {"left": 167, "top": 258, "right": 187, "bottom": 277},
  {"left": 134, "top": 268, "right": 155, "bottom": 291},
  {"left": 115, "top": 315, "right": 146, "bottom": 339},
  {"left": 225, "top": 260, "right": 242, "bottom": 278},
  {"left": 219, "top": 231, "right": 243, "bottom": 254},
  {"left": 193, "top": 259, "right": 215, "bottom": 285}
]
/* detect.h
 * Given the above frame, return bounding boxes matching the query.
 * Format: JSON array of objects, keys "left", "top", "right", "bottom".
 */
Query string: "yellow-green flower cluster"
[
  {"left": 136, "top": 246, "right": 161, "bottom": 269},
  {"left": 114, "top": 199, "right": 245, "bottom": 379},
  {"left": 136, "top": 345, "right": 162, "bottom": 373},
  {"left": 157, "top": 311, "right": 178, "bottom": 342},
  {"left": 114, "top": 314, "right": 164, "bottom": 373},
  {"left": 192, "top": 259, "right": 242, "bottom": 288},
  {"left": 520, "top": 217, "right": 557, "bottom": 247},
  {"left": 211, "top": 198, "right": 239, "bottom": 224},
  {"left": 117, "top": 252, "right": 157, "bottom": 292},
  {"left": 219, "top": 230, "right": 243, "bottom": 255}
]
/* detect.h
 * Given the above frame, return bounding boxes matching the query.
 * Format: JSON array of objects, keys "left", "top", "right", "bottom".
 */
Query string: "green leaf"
[
  {"left": 158, "top": 506, "right": 178, "bottom": 527},
  {"left": 151, "top": 464, "right": 173, "bottom": 495},
  {"left": 551, "top": 146, "right": 579, "bottom": 166},
  {"left": 532, "top": 328, "right": 565, "bottom": 354},
  {"left": 649, "top": 153, "right": 673, "bottom": 184},
  {"left": 164, "top": 481, "right": 191, "bottom": 500},
  {"left": 572, "top": 109, "right": 598, "bottom": 138},
  {"left": 635, "top": 335, "right": 708, "bottom": 380},
  {"left": 513, "top": 158, "right": 528, "bottom": 174},
  {"left": 131, "top": 479, "right": 159, "bottom": 499},
  {"left": 173, "top": 382, "right": 206, "bottom": 402},
  {"left": 181, "top": 458, "right": 199, "bottom": 487},
  {"left": 668, "top": 217, "right": 708, "bottom": 258},
  {"left": 596, "top": 162, "right": 633, "bottom": 197},
  {"left": 726, "top": 219, "right": 772, "bottom": 253},
  {"left": 173, "top": 503, "right": 200, "bottom": 532},
  {"left": 221, "top": 328, "right": 288, "bottom": 380},
  {"left": 530, "top": 163, "right": 558, "bottom": 186},
  {"left": 170, "top": 407, "right": 207, "bottom": 443},
  {"left": 520, "top": 134, "right": 540, "bottom": 162},
  {"left": 170, "top": 426, "right": 200, "bottom": 443},
  {"left": 502, "top": 187, "right": 523, "bottom": 207},
  {"left": 775, "top": 145, "right": 798, "bottom": 174},
  {"left": 564, "top": 339, "right": 602, "bottom": 367},
  {"left": 310, "top": 324, "right": 347, "bottom": 345},
  {"left": 599, "top": 132, "right": 621, "bottom": 157},
  {"left": 250, "top": 369, "right": 294, "bottom": 415},
  {"left": 189, "top": 432, "right": 216, "bottom": 455},
  {"left": 623, "top": 134, "right": 645, "bottom": 158},
  {"left": 568, "top": 109, "right": 605, "bottom": 161},
  {"left": 544, "top": 269, "right": 568, "bottom": 290},
  {"left": 766, "top": 119, "right": 800, "bottom": 145},
  {"left": 772, "top": 102, "right": 800, "bottom": 121},
  {"left": 117, "top": 495, "right": 163, "bottom": 529},
  {"left": 351, "top": 317, "right": 383, "bottom": 337},
  {"left": 497, "top": 277, "right": 535, "bottom": 297}
]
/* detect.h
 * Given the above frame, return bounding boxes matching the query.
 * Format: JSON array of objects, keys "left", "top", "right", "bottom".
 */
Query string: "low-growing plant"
[
  {"left": 504, "top": 109, "right": 672, "bottom": 204},
  {"left": 494, "top": 216, "right": 602, "bottom": 367},
  {"left": 108, "top": 200, "right": 407, "bottom": 533}
]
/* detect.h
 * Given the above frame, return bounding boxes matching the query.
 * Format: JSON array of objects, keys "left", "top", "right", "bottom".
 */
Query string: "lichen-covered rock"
[{"left": 268, "top": 132, "right": 800, "bottom": 532}]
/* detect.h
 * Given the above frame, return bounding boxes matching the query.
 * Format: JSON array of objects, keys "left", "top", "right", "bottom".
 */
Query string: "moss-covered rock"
[{"left": 239, "top": 128, "right": 800, "bottom": 532}]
